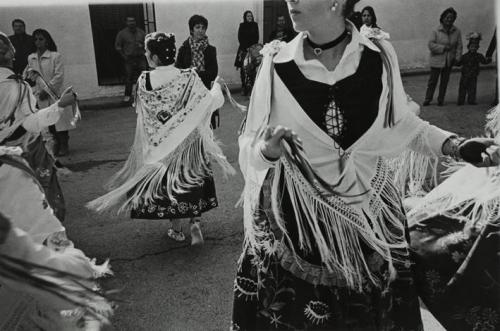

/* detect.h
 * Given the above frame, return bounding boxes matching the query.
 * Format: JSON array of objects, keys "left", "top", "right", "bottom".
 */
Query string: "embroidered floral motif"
[
  {"left": 359, "top": 25, "right": 391, "bottom": 41},
  {"left": 234, "top": 276, "right": 258, "bottom": 301},
  {"left": 462, "top": 306, "right": 499, "bottom": 331},
  {"left": 304, "top": 301, "right": 332, "bottom": 325},
  {"left": 451, "top": 251, "right": 467, "bottom": 263}
]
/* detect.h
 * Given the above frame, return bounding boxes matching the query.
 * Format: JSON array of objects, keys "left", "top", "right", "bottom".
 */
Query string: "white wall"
[
  {"left": 154, "top": 0, "right": 263, "bottom": 86},
  {"left": 356, "top": 0, "right": 496, "bottom": 69},
  {"left": 0, "top": 3, "right": 110, "bottom": 99},
  {"left": 0, "top": 0, "right": 495, "bottom": 98}
]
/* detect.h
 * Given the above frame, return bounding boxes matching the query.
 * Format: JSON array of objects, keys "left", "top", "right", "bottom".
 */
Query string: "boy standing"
[{"left": 457, "top": 32, "right": 492, "bottom": 105}]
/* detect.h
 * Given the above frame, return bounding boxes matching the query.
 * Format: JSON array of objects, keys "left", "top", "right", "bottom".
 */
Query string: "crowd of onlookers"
[{"left": 8, "top": 5, "right": 497, "bottom": 135}]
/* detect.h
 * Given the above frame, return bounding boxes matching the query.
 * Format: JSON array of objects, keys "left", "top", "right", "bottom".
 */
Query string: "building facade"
[{"left": 0, "top": 0, "right": 496, "bottom": 99}]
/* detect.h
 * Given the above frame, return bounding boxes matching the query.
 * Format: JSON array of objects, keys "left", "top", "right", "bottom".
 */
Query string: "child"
[{"left": 456, "top": 32, "right": 492, "bottom": 105}]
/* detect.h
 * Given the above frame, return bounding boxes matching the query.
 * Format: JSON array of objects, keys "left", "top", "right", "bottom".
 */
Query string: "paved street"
[{"left": 58, "top": 69, "right": 496, "bottom": 330}]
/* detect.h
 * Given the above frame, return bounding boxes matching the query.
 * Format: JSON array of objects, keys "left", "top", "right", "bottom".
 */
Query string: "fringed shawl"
[
  {"left": 88, "top": 69, "right": 235, "bottom": 214},
  {"left": 408, "top": 105, "right": 500, "bottom": 228},
  {"left": 238, "top": 29, "right": 452, "bottom": 291}
]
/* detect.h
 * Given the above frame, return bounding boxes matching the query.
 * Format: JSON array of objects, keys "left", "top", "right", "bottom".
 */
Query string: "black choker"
[{"left": 306, "top": 29, "right": 348, "bottom": 56}]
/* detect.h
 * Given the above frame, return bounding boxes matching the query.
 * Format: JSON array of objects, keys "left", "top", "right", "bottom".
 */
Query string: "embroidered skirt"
[
  {"left": 130, "top": 173, "right": 218, "bottom": 220},
  {"left": 231, "top": 171, "right": 423, "bottom": 331},
  {"left": 23, "top": 136, "right": 66, "bottom": 222},
  {"left": 410, "top": 215, "right": 500, "bottom": 331}
]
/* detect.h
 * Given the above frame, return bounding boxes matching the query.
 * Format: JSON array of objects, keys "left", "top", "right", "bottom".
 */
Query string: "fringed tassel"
[
  {"left": 407, "top": 164, "right": 500, "bottom": 228},
  {"left": 88, "top": 131, "right": 216, "bottom": 214},
  {"left": 270, "top": 157, "right": 404, "bottom": 291},
  {"left": 388, "top": 127, "right": 440, "bottom": 197},
  {"left": 222, "top": 82, "right": 247, "bottom": 113},
  {"left": 199, "top": 123, "right": 236, "bottom": 178},
  {"left": 0, "top": 254, "right": 114, "bottom": 324},
  {"left": 485, "top": 105, "right": 500, "bottom": 139}
]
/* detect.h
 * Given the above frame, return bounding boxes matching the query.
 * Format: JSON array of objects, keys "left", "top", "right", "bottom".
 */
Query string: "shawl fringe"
[{"left": 88, "top": 128, "right": 234, "bottom": 214}]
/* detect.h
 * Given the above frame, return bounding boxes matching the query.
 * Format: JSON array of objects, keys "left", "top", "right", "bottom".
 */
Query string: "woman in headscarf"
[
  {"left": 231, "top": 0, "right": 499, "bottom": 329},
  {"left": 234, "top": 10, "right": 259, "bottom": 96},
  {"left": 88, "top": 32, "right": 234, "bottom": 245},
  {"left": 361, "top": 6, "right": 378, "bottom": 29},
  {"left": 0, "top": 32, "right": 74, "bottom": 221}
]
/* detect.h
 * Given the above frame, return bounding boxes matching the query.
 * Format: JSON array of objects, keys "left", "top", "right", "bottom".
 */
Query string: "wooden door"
[
  {"left": 88, "top": 3, "right": 145, "bottom": 85},
  {"left": 263, "top": 0, "right": 293, "bottom": 43}
]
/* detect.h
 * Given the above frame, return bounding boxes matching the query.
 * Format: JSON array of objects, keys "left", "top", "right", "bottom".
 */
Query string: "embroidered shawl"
[
  {"left": 88, "top": 68, "right": 235, "bottom": 214},
  {"left": 239, "top": 31, "right": 452, "bottom": 290}
]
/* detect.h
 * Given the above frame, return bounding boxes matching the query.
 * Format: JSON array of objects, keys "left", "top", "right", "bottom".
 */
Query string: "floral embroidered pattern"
[{"left": 304, "top": 300, "right": 331, "bottom": 325}]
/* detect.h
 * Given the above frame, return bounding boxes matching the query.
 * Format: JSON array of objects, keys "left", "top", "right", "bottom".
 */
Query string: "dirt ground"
[{"left": 57, "top": 69, "right": 497, "bottom": 330}]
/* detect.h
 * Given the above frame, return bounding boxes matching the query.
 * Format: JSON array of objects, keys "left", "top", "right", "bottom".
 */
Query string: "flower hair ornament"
[{"left": 466, "top": 32, "right": 482, "bottom": 41}]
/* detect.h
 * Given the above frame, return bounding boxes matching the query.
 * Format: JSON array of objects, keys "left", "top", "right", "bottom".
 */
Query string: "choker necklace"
[{"left": 306, "top": 29, "right": 348, "bottom": 56}]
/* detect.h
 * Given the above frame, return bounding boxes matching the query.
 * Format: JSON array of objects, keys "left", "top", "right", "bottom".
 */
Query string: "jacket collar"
[
  {"left": 0, "top": 67, "right": 15, "bottom": 81},
  {"left": 438, "top": 24, "right": 456, "bottom": 33},
  {"left": 273, "top": 21, "right": 379, "bottom": 64},
  {"left": 29, "top": 50, "right": 51, "bottom": 60}
]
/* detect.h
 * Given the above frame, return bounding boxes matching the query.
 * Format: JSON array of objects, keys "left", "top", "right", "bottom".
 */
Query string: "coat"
[
  {"left": 428, "top": 24, "right": 463, "bottom": 68},
  {"left": 175, "top": 39, "right": 218, "bottom": 89},
  {"left": 26, "top": 51, "right": 75, "bottom": 131}
]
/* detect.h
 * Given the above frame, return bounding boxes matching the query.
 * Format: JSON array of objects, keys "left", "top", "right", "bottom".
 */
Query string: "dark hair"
[
  {"left": 348, "top": 11, "right": 363, "bottom": 30},
  {"left": 188, "top": 15, "right": 208, "bottom": 33},
  {"left": 243, "top": 10, "right": 254, "bottom": 22},
  {"left": 32, "top": 29, "right": 57, "bottom": 52},
  {"left": 361, "top": 6, "right": 378, "bottom": 27},
  {"left": 11, "top": 19, "right": 25, "bottom": 27},
  {"left": 439, "top": 7, "right": 457, "bottom": 24},
  {"left": 343, "top": 0, "right": 360, "bottom": 18},
  {"left": 146, "top": 32, "right": 176, "bottom": 66},
  {"left": 0, "top": 32, "right": 14, "bottom": 66}
]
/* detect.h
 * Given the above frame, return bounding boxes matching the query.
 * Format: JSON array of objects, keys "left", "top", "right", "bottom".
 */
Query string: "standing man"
[
  {"left": 268, "top": 15, "right": 296, "bottom": 43},
  {"left": 114, "top": 16, "right": 147, "bottom": 103},
  {"left": 8, "top": 19, "right": 35, "bottom": 75}
]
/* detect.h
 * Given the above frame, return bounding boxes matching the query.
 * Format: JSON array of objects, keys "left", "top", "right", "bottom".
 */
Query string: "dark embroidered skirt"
[
  {"left": 410, "top": 215, "right": 500, "bottom": 331},
  {"left": 130, "top": 174, "right": 218, "bottom": 219},
  {"left": 23, "top": 136, "right": 66, "bottom": 222},
  {"left": 231, "top": 172, "right": 423, "bottom": 331}
]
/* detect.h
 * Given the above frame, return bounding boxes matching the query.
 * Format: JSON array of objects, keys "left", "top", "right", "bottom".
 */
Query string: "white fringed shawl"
[
  {"left": 88, "top": 69, "right": 235, "bottom": 214},
  {"left": 408, "top": 105, "right": 500, "bottom": 228},
  {"left": 239, "top": 29, "right": 452, "bottom": 291}
]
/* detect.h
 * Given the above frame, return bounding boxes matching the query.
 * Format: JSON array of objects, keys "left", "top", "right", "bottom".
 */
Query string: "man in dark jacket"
[
  {"left": 176, "top": 14, "right": 220, "bottom": 128},
  {"left": 268, "top": 15, "right": 296, "bottom": 43},
  {"left": 8, "top": 19, "right": 35, "bottom": 75}
]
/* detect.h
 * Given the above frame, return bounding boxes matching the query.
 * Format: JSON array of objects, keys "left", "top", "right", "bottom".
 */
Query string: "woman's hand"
[
  {"left": 58, "top": 87, "right": 76, "bottom": 108},
  {"left": 459, "top": 138, "right": 500, "bottom": 167},
  {"left": 260, "top": 125, "right": 302, "bottom": 161}
]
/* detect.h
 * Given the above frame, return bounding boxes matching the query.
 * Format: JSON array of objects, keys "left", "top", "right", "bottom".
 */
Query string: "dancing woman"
[
  {"left": 88, "top": 32, "right": 234, "bottom": 245},
  {"left": 0, "top": 32, "right": 74, "bottom": 221},
  {"left": 231, "top": 0, "right": 498, "bottom": 329}
]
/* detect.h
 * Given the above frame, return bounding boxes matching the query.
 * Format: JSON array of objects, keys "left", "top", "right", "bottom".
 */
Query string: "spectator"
[
  {"left": 456, "top": 32, "right": 492, "bottom": 105},
  {"left": 361, "top": 6, "right": 379, "bottom": 28},
  {"left": 8, "top": 19, "right": 35, "bottom": 75},
  {"left": 423, "top": 7, "right": 462, "bottom": 106},
  {"left": 26, "top": 29, "right": 75, "bottom": 157},
  {"left": 114, "top": 16, "right": 147, "bottom": 103},
  {"left": 268, "top": 14, "right": 296, "bottom": 43},
  {"left": 234, "top": 10, "right": 259, "bottom": 95},
  {"left": 348, "top": 11, "right": 363, "bottom": 31},
  {"left": 176, "top": 15, "right": 220, "bottom": 128}
]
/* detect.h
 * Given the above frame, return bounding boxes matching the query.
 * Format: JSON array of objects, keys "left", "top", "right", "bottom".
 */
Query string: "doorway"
[
  {"left": 263, "top": 0, "right": 293, "bottom": 43},
  {"left": 88, "top": 3, "right": 156, "bottom": 85}
]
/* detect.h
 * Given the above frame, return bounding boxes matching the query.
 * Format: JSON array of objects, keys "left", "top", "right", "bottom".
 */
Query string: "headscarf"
[{"left": 189, "top": 35, "right": 208, "bottom": 71}]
